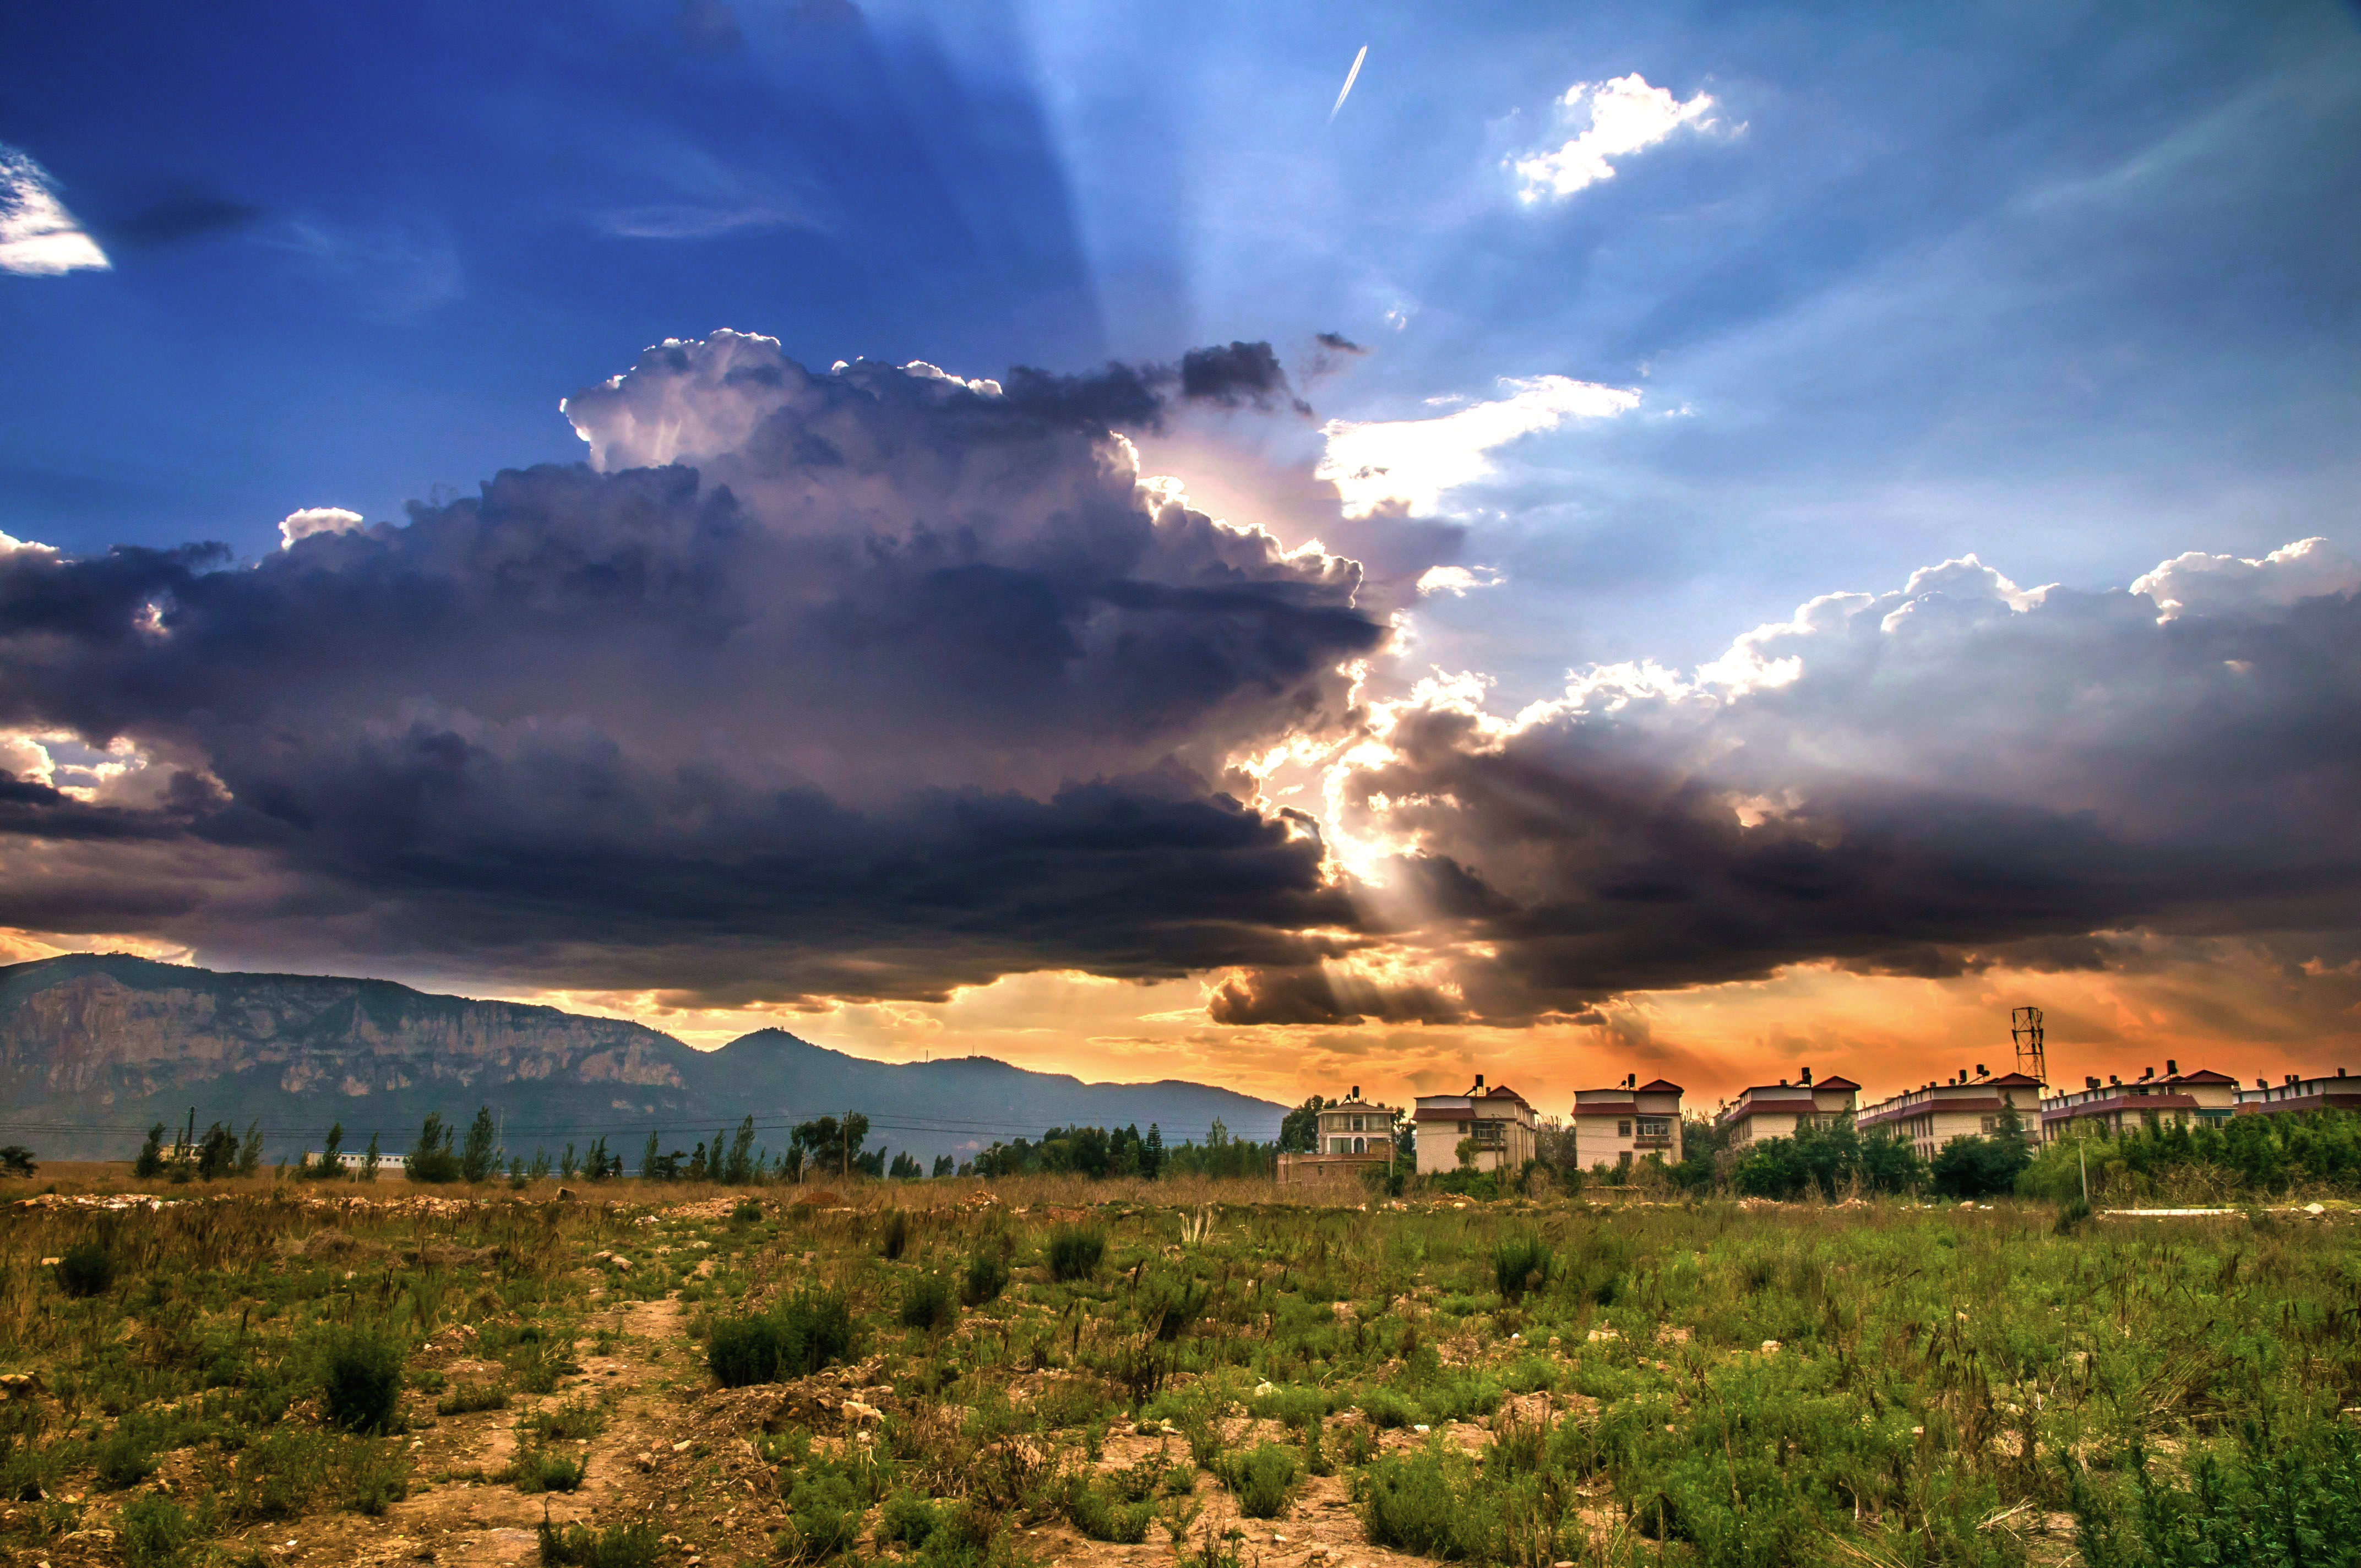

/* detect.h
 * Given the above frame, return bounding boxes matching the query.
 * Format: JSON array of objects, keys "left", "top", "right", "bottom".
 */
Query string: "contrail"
[{"left": 1330, "top": 44, "right": 1367, "bottom": 122}]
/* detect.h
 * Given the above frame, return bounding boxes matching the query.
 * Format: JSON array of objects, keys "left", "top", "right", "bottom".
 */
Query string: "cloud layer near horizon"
[{"left": 0, "top": 332, "right": 2356, "bottom": 1042}]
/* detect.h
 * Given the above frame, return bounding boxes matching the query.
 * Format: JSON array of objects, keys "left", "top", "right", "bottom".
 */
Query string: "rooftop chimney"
[
  {"left": 2166, "top": 1059, "right": 2178, "bottom": 1076},
  {"left": 1800, "top": 1066, "right": 1813, "bottom": 1085},
  {"left": 1350, "top": 1085, "right": 1361, "bottom": 1100},
  {"left": 1975, "top": 1064, "right": 1987, "bottom": 1077},
  {"left": 1779, "top": 1077, "right": 1788, "bottom": 1087},
  {"left": 2140, "top": 1066, "right": 2153, "bottom": 1081},
  {"left": 2086, "top": 1076, "right": 2100, "bottom": 1090},
  {"left": 2340, "top": 1068, "right": 2349, "bottom": 1079},
  {"left": 2257, "top": 1077, "right": 2269, "bottom": 1090},
  {"left": 1474, "top": 1074, "right": 1484, "bottom": 1090},
  {"left": 2286, "top": 1073, "right": 2299, "bottom": 1086}
]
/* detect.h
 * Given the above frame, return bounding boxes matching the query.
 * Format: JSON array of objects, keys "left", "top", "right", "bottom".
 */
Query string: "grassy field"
[{"left": 2, "top": 1171, "right": 2357, "bottom": 1568}]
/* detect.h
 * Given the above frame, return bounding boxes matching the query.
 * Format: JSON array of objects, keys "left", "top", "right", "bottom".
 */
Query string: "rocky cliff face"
[{"left": 0, "top": 953, "right": 688, "bottom": 1121}]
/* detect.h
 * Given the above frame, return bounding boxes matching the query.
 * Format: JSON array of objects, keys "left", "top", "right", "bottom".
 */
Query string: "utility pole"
[
  {"left": 183, "top": 1106, "right": 195, "bottom": 1159},
  {"left": 844, "top": 1109, "right": 851, "bottom": 1180}
]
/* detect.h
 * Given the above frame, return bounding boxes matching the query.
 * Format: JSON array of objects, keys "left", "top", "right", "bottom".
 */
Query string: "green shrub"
[
  {"left": 1492, "top": 1233, "right": 1553, "bottom": 1300},
  {"left": 55, "top": 1240, "right": 115, "bottom": 1298},
  {"left": 882, "top": 1490, "right": 943, "bottom": 1547},
  {"left": 95, "top": 1431, "right": 156, "bottom": 1490},
  {"left": 901, "top": 1273, "right": 956, "bottom": 1331},
  {"left": 225, "top": 1428, "right": 332, "bottom": 1522},
  {"left": 733, "top": 1198, "right": 764, "bottom": 1223},
  {"left": 783, "top": 1468, "right": 866, "bottom": 1558},
  {"left": 1047, "top": 1224, "right": 1106, "bottom": 1281},
  {"left": 340, "top": 1441, "right": 411, "bottom": 1515},
  {"left": 1070, "top": 1480, "right": 1156, "bottom": 1543},
  {"left": 2054, "top": 1195, "right": 2092, "bottom": 1234},
  {"left": 1225, "top": 1442, "right": 1299, "bottom": 1519},
  {"left": 1361, "top": 1451, "right": 1466, "bottom": 1557},
  {"left": 436, "top": 1381, "right": 510, "bottom": 1415},
  {"left": 119, "top": 1495, "right": 198, "bottom": 1568},
  {"left": 318, "top": 1327, "right": 406, "bottom": 1433},
  {"left": 527, "top": 1397, "right": 606, "bottom": 1442},
  {"left": 708, "top": 1289, "right": 860, "bottom": 1387},
  {"left": 961, "top": 1250, "right": 1010, "bottom": 1306},
  {"left": 881, "top": 1208, "right": 912, "bottom": 1260},
  {"left": 507, "top": 1450, "right": 587, "bottom": 1494},
  {"left": 538, "top": 1517, "right": 663, "bottom": 1568},
  {"left": 1359, "top": 1389, "right": 1418, "bottom": 1429}
]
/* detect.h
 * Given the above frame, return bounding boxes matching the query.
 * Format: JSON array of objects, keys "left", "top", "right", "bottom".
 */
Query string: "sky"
[{"left": 3, "top": 0, "right": 2359, "bottom": 1119}]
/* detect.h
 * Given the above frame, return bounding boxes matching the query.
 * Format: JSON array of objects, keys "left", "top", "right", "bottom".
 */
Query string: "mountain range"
[{"left": 0, "top": 954, "right": 1286, "bottom": 1168}]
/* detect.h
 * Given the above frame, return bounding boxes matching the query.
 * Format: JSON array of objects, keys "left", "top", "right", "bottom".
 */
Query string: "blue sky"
[
  {"left": 6, "top": 1, "right": 2361, "bottom": 1103},
  {"left": 7, "top": 0, "right": 2356, "bottom": 694}
]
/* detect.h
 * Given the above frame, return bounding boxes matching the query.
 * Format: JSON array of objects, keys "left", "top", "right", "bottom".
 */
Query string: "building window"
[
  {"left": 1618, "top": 1119, "right": 1631, "bottom": 1138},
  {"left": 1637, "top": 1118, "right": 1668, "bottom": 1139},
  {"left": 1981, "top": 1116, "right": 1996, "bottom": 1134}
]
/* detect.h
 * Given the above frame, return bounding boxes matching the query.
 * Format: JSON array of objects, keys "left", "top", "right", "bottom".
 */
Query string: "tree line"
[{"left": 122, "top": 1108, "right": 1280, "bottom": 1185}]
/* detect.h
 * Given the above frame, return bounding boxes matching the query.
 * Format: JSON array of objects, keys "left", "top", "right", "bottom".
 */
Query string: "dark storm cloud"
[
  {"left": 1177, "top": 341, "right": 1295, "bottom": 409},
  {"left": 0, "top": 334, "right": 1390, "bottom": 1001},
  {"left": 1205, "top": 963, "right": 1466, "bottom": 1027},
  {"left": 1219, "top": 545, "right": 2361, "bottom": 1023},
  {"left": 1314, "top": 333, "right": 1364, "bottom": 354}
]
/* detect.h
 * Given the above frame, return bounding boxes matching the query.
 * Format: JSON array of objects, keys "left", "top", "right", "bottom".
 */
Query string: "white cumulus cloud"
[
  {"left": 1511, "top": 73, "right": 1719, "bottom": 203},
  {"left": 278, "top": 507, "right": 365, "bottom": 549},
  {"left": 2130, "top": 536, "right": 2360, "bottom": 621},
  {"left": 1315, "top": 375, "right": 1640, "bottom": 518},
  {"left": 0, "top": 146, "right": 111, "bottom": 276}
]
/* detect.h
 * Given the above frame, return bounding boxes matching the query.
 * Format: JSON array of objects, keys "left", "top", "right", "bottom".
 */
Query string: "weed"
[
  {"left": 94, "top": 1431, "right": 156, "bottom": 1490},
  {"left": 118, "top": 1495, "right": 198, "bottom": 1568},
  {"left": 882, "top": 1208, "right": 912, "bottom": 1260},
  {"left": 902, "top": 1273, "right": 957, "bottom": 1331},
  {"left": 1223, "top": 1442, "right": 1299, "bottom": 1519},
  {"left": 1492, "top": 1234, "right": 1552, "bottom": 1301},
  {"left": 962, "top": 1250, "right": 1011, "bottom": 1306},
  {"left": 437, "top": 1381, "right": 511, "bottom": 1415},
  {"left": 708, "top": 1288, "right": 860, "bottom": 1387},
  {"left": 782, "top": 1467, "right": 867, "bottom": 1558},
  {"left": 526, "top": 1397, "right": 606, "bottom": 1442},
  {"left": 733, "top": 1198, "right": 764, "bottom": 1223},
  {"left": 505, "top": 1450, "right": 588, "bottom": 1494},
  {"left": 537, "top": 1516, "right": 663, "bottom": 1568},
  {"left": 317, "top": 1326, "right": 406, "bottom": 1433},
  {"left": 883, "top": 1490, "right": 944, "bottom": 1546},
  {"left": 55, "top": 1241, "right": 115, "bottom": 1299},
  {"left": 1361, "top": 1451, "right": 1466, "bottom": 1558},
  {"left": 1046, "top": 1225, "right": 1106, "bottom": 1281}
]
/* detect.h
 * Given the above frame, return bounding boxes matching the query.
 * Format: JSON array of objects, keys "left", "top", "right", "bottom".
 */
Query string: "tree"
[
  {"left": 931, "top": 1155, "right": 955, "bottom": 1178},
  {"left": 889, "top": 1151, "right": 923, "bottom": 1179},
  {"left": 641, "top": 1133, "right": 665, "bottom": 1181},
  {"left": 237, "top": 1120, "right": 264, "bottom": 1176},
  {"left": 791, "top": 1114, "right": 870, "bottom": 1178},
  {"left": 459, "top": 1106, "right": 499, "bottom": 1184},
  {"left": 362, "top": 1131, "right": 382, "bottom": 1182},
  {"left": 780, "top": 1145, "right": 804, "bottom": 1184},
  {"left": 529, "top": 1147, "right": 551, "bottom": 1180},
  {"left": 312, "top": 1121, "right": 346, "bottom": 1180},
  {"left": 1277, "top": 1095, "right": 1328, "bottom": 1154},
  {"left": 410, "top": 1113, "right": 461, "bottom": 1183},
  {"left": 1143, "top": 1123, "right": 1165, "bottom": 1179},
  {"left": 0, "top": 1145, "right": 34, "bottom": 1178},
  {"left": 583, "top": 1135, "right": 616, "bottom": 1180},
  {"left": 723, "top": 1117, "right": 757, "bottom": 1185},
  {"left": 559, "top": 1142, "right": 579, "bottom": 1180},
  {"left": 686, "top": 1141, "right": 710, "bottom": 1182},
  {"left": 196, "top": 1121, "right": 238, "bottom": 1180}
]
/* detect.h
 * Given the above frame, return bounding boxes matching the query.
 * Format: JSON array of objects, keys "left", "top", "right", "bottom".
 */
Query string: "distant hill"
[{"left": 0, "top": 954, "right": 1285, "bottom": 1168}]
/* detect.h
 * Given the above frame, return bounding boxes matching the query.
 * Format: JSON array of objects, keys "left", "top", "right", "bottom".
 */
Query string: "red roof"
[
  {"left": 1813, "top": 1075, "right": 1861, "bottom": 1090},
  {"left": 2169, "top": 1069, "right": 2236, "bottom": 1085},
  {"left": 1983, "top": 1072, "right": 2042, "bottom": 1086},
  {"left": 1635, "top": 1079, "right": 1684, "bottom": 1093}
]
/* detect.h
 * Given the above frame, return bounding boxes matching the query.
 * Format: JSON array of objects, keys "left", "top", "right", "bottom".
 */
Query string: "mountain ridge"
[{"left": 0, "top": 954, "right": 1286, "bottom": 1165}]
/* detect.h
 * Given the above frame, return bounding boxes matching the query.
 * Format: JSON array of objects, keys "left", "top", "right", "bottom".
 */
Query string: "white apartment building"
[
  {"left": 2040, "top": 1060, "right": 2237, "bottom": 1141},
  {"left": 1570, "top": 1076, "right": 1684, "bottom": 1169},
  {"left": 2237, "top": 1068, "right": 2361, "bottom": 1117},
  {"left": 1716, "top": 1070, "right": 1859, "bottom": 1146},
  {"left": 1857, "top": 1069, "right": 2043, "bottom": 1161},
  {"left": 1413, "top": 1077, "right": 1538, "bottom": 1174}
]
